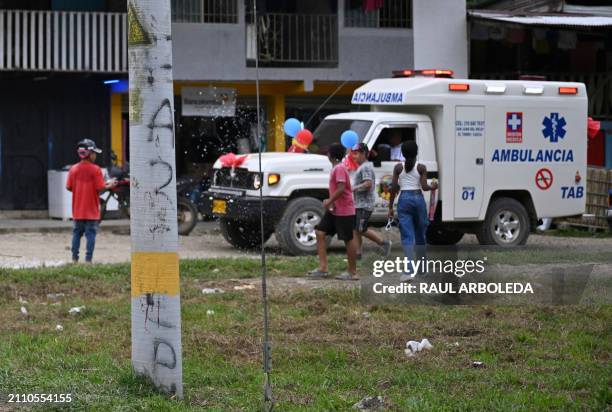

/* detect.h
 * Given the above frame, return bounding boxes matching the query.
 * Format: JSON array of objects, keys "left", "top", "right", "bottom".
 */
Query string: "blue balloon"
[
  {"left": 284, "top": 118, "right": 302, "bottom": 138},
  {"left": 340, "top": 130, "right": 359, "bottom": 149}
]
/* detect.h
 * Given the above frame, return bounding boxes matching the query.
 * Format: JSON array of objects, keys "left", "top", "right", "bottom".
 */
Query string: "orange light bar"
[
  {"left": 392, "top": 69, "right": 454, "bottom": 78},
  {"left": 421, "top": 69, "right": 454, "bottom": 77},
  {"left": 449, "top": 83, "right": 469, "bottom": 92},
  {"left": 559, "top": 87, "right": 578, "bottom": 95},
  {"left": 392, "top": 69, "right": 414, "bottom": 78}
]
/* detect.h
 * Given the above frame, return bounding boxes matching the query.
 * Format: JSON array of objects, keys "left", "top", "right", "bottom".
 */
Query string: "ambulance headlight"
[{"left": 253, "top": 173, "right": 262, "bottom": 190}]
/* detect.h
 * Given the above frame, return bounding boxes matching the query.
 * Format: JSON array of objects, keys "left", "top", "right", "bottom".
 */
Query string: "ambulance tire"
[
  {"left": 275, "top": 197, "right": 325, "bottom": 256},
  {"left": 220, "top": 218, "right": 272, "bottom": 250},
  {"left": 427, "top": 226, "right": 464, "bottom": 245},
  {"left": 477, "top": 197, "right": 530, "bottom": 246}
]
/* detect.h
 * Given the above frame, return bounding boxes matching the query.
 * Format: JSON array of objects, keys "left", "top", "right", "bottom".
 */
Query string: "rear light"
[
  {"left": 559, "top": 87, "right": 578, "bottom": 95},
  {"left": 392, "top": 69, "right": 453, "bottom": 78},
  {"left": 449, "top": 83, "right": 469, "bottom": 92}
]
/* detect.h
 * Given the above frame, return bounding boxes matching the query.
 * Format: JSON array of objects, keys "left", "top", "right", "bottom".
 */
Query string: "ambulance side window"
[{"left": 370, "top": 127, "right": 416, "bottom": 166}]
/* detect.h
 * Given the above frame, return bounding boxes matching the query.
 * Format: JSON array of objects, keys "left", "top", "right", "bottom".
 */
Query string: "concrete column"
[
  {"left": 110, "top": 93, "right": 123, "bottom": 165},
  {"left": 412, "top": 0, "right": 468, "bottom": 78}
]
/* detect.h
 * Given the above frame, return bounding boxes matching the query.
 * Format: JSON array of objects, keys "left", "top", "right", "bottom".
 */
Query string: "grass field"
[{"left": 0, "top": 257, "right": 611, "bottom": 411}]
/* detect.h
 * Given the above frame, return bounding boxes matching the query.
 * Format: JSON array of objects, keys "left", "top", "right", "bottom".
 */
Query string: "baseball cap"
[
  {"left": 76, "top": 139, "right": 102, "bottom": 158},
  {"left": 351, "top": 142, "right": 368, "bottom": 153}
]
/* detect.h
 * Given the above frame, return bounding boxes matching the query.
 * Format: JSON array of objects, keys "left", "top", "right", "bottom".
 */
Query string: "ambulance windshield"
[{"left": 312, "top": 119, "right": 372, "bottom": 155}]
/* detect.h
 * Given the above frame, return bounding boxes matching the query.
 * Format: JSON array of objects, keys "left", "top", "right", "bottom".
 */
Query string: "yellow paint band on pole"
[{"left": 131, "top": 252, "right": 180, "bottom": 297}]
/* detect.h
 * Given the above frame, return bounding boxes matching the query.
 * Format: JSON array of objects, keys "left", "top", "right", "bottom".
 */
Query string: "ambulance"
[{"left": 207, "top": 70, "right": 587, "bottom": 255}]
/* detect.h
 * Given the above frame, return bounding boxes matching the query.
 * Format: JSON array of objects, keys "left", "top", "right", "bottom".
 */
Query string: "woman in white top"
[{"left": 388, "top": 141, "right": 438, "bottom": 281}]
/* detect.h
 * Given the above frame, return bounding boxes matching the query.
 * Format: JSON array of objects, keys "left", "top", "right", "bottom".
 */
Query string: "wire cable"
[{"left": 253, "top": 2, "right": 273, "bottom": 411}]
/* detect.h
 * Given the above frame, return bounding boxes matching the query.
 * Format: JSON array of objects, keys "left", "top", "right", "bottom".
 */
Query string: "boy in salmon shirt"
[
  {"left": 308, "top": 143, "right": 358, "bottom": 280},
  {"left": 66, "top": 139, "right": 116, "bottom": 263}
]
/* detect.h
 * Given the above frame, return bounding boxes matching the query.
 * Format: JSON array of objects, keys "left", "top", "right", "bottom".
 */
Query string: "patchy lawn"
[{"left": 0, "top": 258, "right": 610, "bottom": 410}]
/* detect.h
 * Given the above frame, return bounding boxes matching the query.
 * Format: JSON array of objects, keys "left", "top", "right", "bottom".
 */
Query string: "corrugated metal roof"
[{"left": 469, "top": 10, "right": 612, "bottom": 27}]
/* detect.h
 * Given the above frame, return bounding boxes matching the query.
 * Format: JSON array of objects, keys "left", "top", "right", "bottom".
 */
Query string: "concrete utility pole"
[{"left": 127, "top": 0, "right": 183, "bottom": 398}]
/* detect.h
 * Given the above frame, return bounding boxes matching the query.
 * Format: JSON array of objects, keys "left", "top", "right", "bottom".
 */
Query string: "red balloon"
[{"left": 295, "top": 129, "right": 313, "bottom": 146}]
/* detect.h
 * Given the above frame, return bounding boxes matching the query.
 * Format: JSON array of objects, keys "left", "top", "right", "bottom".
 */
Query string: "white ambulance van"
[{"left": 207, "top": 70, "right": 587, "bottom": 255}]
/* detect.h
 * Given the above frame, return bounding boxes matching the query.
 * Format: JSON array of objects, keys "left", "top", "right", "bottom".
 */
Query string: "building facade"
[{"left": 0, "top": 0, "right": 467, "bottom": 210}]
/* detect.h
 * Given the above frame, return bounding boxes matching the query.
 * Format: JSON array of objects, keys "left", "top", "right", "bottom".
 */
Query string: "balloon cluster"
[{"left": 284, "top": 118, "right": 313, "bottom": 153}]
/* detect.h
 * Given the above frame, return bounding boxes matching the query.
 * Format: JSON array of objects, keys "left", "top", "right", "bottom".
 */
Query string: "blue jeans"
[
  {"left": 71, "top": 220, "right": 99, "bottom": 262},
  {"left": 397, "top": 191, "right": 428, "bottom": 274}
]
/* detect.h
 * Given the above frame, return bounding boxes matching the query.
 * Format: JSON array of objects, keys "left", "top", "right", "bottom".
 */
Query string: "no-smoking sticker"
[{"left": 535, "top": 168, "right": 553, "bottom": 190}]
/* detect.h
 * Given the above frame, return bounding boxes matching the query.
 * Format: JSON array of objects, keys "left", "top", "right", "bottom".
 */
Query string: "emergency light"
[
  {"left": 559, "top": 87, "right": 578, "bottom": 95},
  {"left": 392, "top": 69, "right": 454, "bottom": 78}
]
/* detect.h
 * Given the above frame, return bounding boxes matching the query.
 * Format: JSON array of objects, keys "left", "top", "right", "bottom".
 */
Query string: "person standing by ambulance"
[
  {"left": 350, "top": 143, "right": 392, "bottom": 258},
  {"left": 308, "top": 143, "right": 359, "bottom": 280},
  {"left": 387, "top": 141, "right": 437, "bottom": 282},
  {"left": 66, "top": 139, "right": 116, "bottom": 263}
]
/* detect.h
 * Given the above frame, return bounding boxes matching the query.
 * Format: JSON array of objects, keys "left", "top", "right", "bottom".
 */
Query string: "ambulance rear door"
[{"left": 454, "top": 105, "right": 486, "bottom": 219}]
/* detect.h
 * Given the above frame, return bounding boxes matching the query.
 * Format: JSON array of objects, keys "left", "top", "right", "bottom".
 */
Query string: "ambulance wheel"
[
  {"left": 220, "top": 218, "right": 272, "bottom": 250},
  {"left": 427, "top": 226, "right": 464, "bottom": 245},
  {"left": 275, "top": 197, "right": 325, "bottom": 256},
  {"left": 477, "top": 198, "right": 529, "bottom": 246}
]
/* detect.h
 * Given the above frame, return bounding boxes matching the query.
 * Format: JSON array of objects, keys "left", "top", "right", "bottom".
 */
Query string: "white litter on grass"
[
  {"left": 0, "top": 259, "right": 67, "bottom": 269},
  {"left": 56, "top": 325, "right": 64, "bottom": 331},
  {"left": 405, "top": 338, "right": 433, "bottom": 357},
  {"left": 233, "top": 284, "right": 255, "bottom": 291},
  {"left": 206, "top": 310, "right": 215, "bottom": 316},
  {"left": 212, "top": 268, "right": 220, "bottom": 273},
  {"left": 47, "top": 293, "right": 66, "bottom": 301},
  {"left": 68, "top": 306, "right": 85, "bottom": 314},
  {"left": 20, "top": 306, "right": 28, "bottom": 316},
  {"left": 472, "top": 361, "right": 485, "bottom": 368},
  {"left": 201, "top": 288, "right": 224, "bottom": 294},
  {"left": 18, "top": 296, "right": 28, "bottom": 304},
  {"left": 362, "top": 312, "right": 371, "bottom": 319},
  {"left": 353, "top": 395, "right": 384, "bottom": 410}
]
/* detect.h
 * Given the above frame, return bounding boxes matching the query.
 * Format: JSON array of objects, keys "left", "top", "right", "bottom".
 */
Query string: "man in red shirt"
[
  {"left": 66, "top": 139, "right": 116, "bottom": 263},
  {"left": 308, "top": 143, "right": 358, "bottom": 280}
]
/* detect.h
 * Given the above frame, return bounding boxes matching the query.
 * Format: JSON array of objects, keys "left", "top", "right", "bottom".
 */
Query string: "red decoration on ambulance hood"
[
  {"left": 587, "top": 117, "right": 601, "bottom": 140},
  {"left": 219, "top": 153, "right": 247, "bottom": 168},
  {"left": 287, "top": 129, "right": 314, "bottom": 153}
]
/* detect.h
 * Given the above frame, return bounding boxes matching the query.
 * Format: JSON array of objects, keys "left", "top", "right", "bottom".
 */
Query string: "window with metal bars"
[
  {"left": 171, "top": 0, "right": 238, "bottom": 24},
  {"left": 344, "top": 0, "right": 411, "bottom": 29}
]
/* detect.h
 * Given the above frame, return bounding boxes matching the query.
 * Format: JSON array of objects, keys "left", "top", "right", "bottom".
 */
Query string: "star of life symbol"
[
  {"left": 542, "top": 113, "right": 566, "bottom": 143},
  {"left": 506, "top": 112, "right": 523, "bottom": 143}
]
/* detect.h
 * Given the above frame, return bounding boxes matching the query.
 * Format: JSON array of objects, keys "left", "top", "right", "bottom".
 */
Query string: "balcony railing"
[
  {"left": 471, "top": 72, "right": 612, "bottom": 118},
  {"left": 246, "top": 13, "right": 338, "bottom": 67},
  {"left": 171, "top": 0, "right": 238, "bottom": 23},
  {"left": 0, "top": 9, "right": 127, "bottom": 73}
]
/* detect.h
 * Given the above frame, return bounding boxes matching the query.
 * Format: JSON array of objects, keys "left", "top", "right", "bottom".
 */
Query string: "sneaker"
[
  {"left": 334, "top": 272, "right": 359, "bottom": 281},
  {"left": 307, "top": 269, "right": 329, "bottom": 278},
  {"left": 380, "top": 240, "right": 392, "bottom": 258}
]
